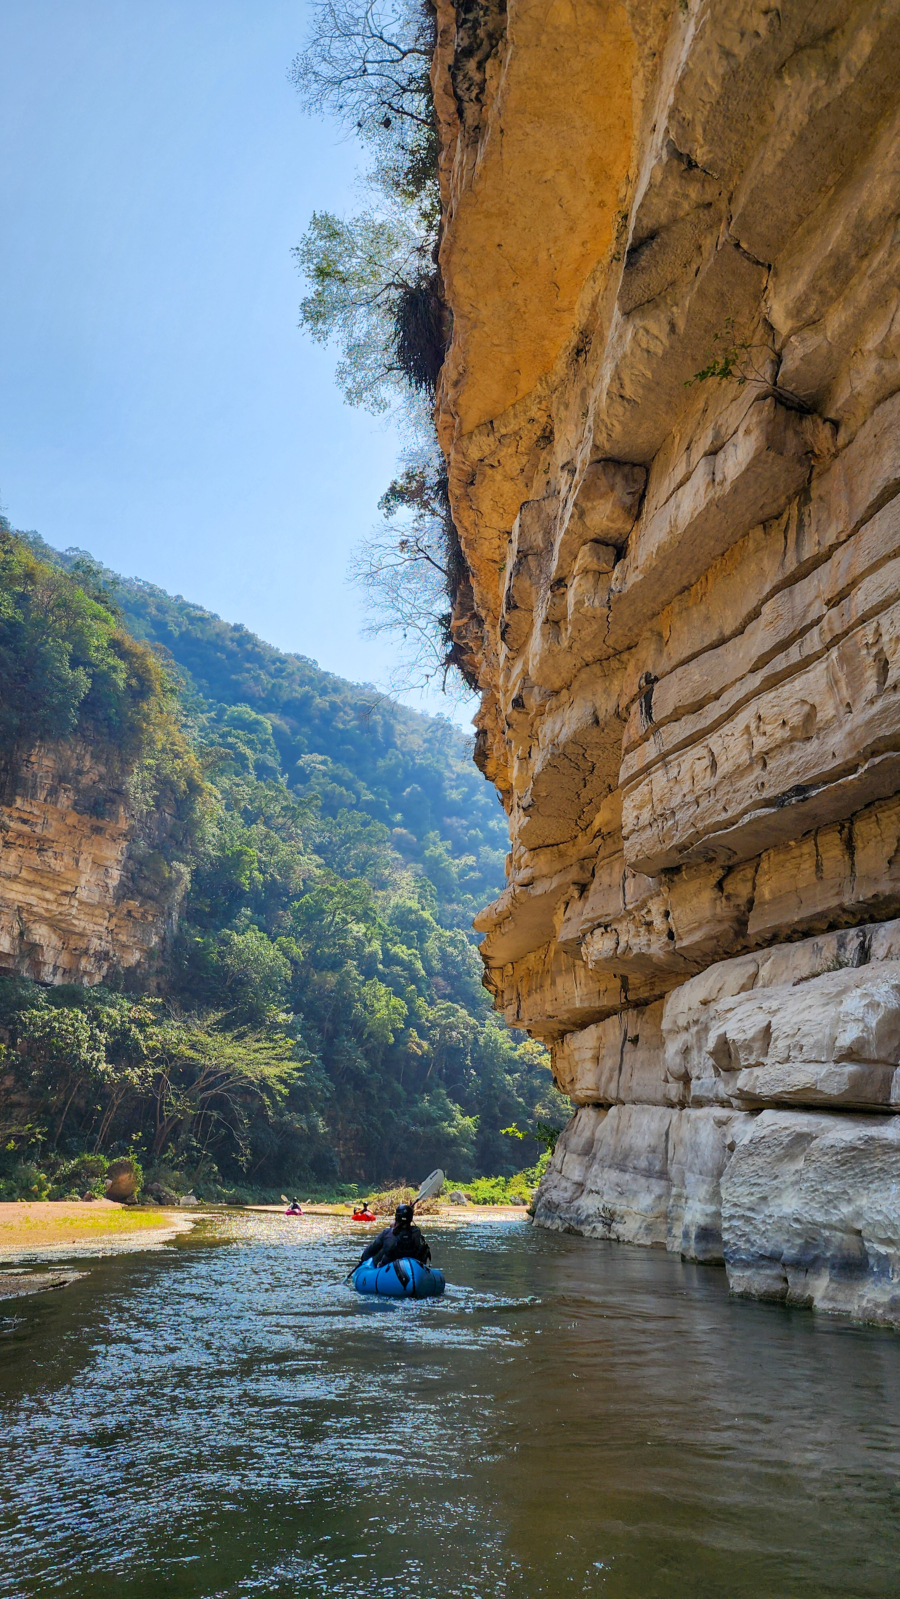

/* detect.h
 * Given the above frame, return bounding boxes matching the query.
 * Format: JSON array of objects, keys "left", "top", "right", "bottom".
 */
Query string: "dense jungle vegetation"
[{"left": 0, "top": 530, "right": 566, "bottom": 1202}]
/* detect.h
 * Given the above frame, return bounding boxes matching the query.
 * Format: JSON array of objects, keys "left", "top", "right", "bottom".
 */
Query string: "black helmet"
[{"left": 394, "top": 1203, "right": 414, "bottom": 1228}]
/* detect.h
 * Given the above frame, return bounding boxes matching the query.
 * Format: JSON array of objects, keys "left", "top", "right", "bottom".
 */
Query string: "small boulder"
[
  {"left": 178, "top": 1192, "right": 198, "bottom": 1208},
  {"left": 449, "top": 1190, "right": 471, "bottom": 1206},
  {"left": 510, "top": 1194, "right": 528, "bottom": 1207},
  {"left": 146, "top": 1182, "right": 179, "bottom": 1206},
  {"left": 104, "top": 1159, "right": 138, "bottom": 1203}
]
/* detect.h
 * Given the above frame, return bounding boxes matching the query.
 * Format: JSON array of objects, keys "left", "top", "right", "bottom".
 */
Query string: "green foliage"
[
  {"left": 686, "top": 319, "right": 811, "bottom": 413},
  {"left": 0, "top": 527, "right": 140, "bottom": 762},
  {"left": 0, "top": 540, "right": 569, "bottom": 1191},
  {"left": 213, "top": 928, "right": 293, "bottom": 1020},
  {"left": 100, "top": 555, "right": 505, "bottom": 920},
  {"left": 685, "top": 317, "right": 755, "bottom": 388},
  {"left": 502, "top": 1118, "right": 565, "bottom": 1155},
  {"left": 445, "top": 1152, "right": 552, "bottom": 1205},
  {"left": 0, "top": 1161, "right": 51, "bottom": 1201},
  {"left": 0, "top": 527, "right": 205, "bottom": 858},
  {"left": 160, "top": 742, "right": 567, "bottom": 1182},
  {"left": 0, "top": 982, "right": 335, "bottom": 1192},
  {"left": 295, "top": 207, "right": 429, "bottom": 412},
  {"left": 291, "top": 0, "right": 443, "bottom": 414}
]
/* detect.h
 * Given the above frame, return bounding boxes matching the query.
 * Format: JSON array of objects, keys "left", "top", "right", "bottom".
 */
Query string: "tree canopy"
[
  {"left": 0, "top": 524, "right": 203, "bottom": 824},
  {"left": 0, "top": 539, "right": 566, "bottom": 1199}
]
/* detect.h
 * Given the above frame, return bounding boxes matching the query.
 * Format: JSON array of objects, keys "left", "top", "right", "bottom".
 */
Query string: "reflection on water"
[{"left": 2, "top": 1213, "right": 899, "bottom": 1597}]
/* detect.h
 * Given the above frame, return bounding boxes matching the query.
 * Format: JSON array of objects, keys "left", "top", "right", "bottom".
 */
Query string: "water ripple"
[{"left": 2, "top": 1215, "right": 900, "bottom": 1596}]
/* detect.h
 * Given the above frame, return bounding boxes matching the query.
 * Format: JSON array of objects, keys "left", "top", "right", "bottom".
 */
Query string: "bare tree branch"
[{"left": 290, "top": 0, "right": 435, "bottom": 147}]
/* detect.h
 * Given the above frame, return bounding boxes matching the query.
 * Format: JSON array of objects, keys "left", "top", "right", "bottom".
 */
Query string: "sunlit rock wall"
[
  {"left": 434, "top": 0, "right": 900, "bottom": 1323},
  {"left": 0, "top": 743, "right": 186, "bottom": 986}
]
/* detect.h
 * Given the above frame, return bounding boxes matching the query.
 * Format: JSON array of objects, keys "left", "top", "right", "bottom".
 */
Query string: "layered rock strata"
[
  {"left": 434, "top": 0, "right": 900, "bottom": 1323},
  {"left": 0, "top": 743, "right": 185, "bottom": 985}
]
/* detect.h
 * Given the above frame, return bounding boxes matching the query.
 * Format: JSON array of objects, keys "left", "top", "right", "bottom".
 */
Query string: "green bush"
[
  {"left": 445, "top": 1153, "right": 551, "bottom": 1205},
  {"left": 50, "top": 1153, "right": 109, "bottom": 1198},
  {"left": 0, "top": 1160, "right": 51, "bottom": 1201}
]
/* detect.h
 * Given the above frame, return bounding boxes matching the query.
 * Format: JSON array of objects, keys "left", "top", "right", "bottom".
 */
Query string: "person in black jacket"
[{"left": 354, "top": 1203, "right": 431, "bottom": 1272}]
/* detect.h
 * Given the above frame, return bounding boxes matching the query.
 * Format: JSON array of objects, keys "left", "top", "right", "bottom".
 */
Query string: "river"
[{"left": 2, "top": 1212, "right": 899, "bottom": 1597}]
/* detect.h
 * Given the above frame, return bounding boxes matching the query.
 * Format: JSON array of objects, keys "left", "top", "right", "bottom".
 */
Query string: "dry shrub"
[{"left": 362, "top": 1183, "right": 442, "bottom": 1216}]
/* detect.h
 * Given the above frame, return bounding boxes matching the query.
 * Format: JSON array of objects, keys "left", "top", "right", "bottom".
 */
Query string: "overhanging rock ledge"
[{"left": 434, "top": 0, "right": 900, "bottom": 1325}]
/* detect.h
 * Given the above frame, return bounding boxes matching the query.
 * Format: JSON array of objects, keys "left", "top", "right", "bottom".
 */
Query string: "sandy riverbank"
[
  {"left": 0, "top": 1201, "right": 200, "bottom": 1300},
  {"left": 0, "top": 1200, "right": 196, "bottom": 1261}
]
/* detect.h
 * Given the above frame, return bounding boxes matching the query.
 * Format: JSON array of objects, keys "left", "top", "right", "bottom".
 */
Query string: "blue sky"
[{"left": 0, "top": 0, "right": 472, "bottom": 723}]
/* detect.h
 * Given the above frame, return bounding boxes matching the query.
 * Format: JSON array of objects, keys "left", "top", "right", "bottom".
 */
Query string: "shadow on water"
[{"left": 1, "top": 1213, "right": 899, "bottom": 1597}]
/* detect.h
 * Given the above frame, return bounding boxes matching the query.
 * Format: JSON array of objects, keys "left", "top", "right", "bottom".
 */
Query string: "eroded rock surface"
[
  {"left": 435, "top": 0, "right": 900, "bottom": 1322},
  {"left": 722, "top": 1112, "right": 900, "bottom": 1327},
  {"left": 0, "top": 742, "right": 186, "bottom": 985}
]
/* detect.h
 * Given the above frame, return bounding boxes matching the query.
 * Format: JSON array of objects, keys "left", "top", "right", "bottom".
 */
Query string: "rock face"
[
  {"left": 0, "top": 741, "right": 186, "bottom": 986},
  {"left": 434, "top": 0, "right": 900, "bottom": 1323}
]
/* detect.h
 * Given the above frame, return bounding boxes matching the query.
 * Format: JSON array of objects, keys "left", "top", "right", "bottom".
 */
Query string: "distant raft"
[{"left": 351, "top": 1257, "right": 445, "bottom": 1298}]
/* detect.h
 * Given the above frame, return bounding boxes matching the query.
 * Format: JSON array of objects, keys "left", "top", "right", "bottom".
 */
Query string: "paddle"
[{"left": 412, "top": 1169, "right": 444, "bottom": 1209}]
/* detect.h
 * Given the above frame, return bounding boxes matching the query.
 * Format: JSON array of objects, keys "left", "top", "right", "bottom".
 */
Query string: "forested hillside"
[
  {"left": 0, "top": 530, "right": 565, "bottom": 1201},
  {"left": 113, "top": 559, "right": 508, "bottom": 926}
]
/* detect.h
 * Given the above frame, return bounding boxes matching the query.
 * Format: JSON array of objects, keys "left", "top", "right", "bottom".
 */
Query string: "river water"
[{"left": 2, "top": 1212, "right": 900, "bottom": 1598}]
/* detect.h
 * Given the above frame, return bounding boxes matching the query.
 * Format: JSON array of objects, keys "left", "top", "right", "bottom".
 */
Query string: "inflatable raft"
[{"left": 352, "top": 1257, "right": 445, "bottom": 1299}]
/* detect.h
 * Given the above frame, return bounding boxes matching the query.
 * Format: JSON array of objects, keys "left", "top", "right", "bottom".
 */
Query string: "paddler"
[{"left": 353, "top": 1202, "right": 431, "bottom": 1272}]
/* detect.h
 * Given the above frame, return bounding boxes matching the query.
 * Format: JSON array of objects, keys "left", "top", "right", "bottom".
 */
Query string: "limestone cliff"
[
  {"left": 0, "top": 740, "right": 188, "bottom": 986},
  {"left": 434, "top": 0, "right": 900, "bottom": 1322}
]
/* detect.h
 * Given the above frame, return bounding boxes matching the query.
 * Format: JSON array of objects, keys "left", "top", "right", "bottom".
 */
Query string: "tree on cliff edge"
[{"left": 291, "top": 0, "right": 468, "bottom": 698}]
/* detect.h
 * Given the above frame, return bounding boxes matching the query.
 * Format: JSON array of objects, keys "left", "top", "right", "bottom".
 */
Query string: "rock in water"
[{"left": 0, "top": 1271, "right": 86, "bottom": 1301}]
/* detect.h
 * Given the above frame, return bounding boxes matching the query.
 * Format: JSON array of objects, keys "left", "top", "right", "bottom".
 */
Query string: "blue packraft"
[{"left": 352, "top": 1257, "right": 445, "bottom": 1298}]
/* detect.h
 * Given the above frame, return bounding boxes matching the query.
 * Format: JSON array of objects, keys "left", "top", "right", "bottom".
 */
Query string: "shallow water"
[{"left": 2, "top": 1213, "right": 899, "bottom": 1598}]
